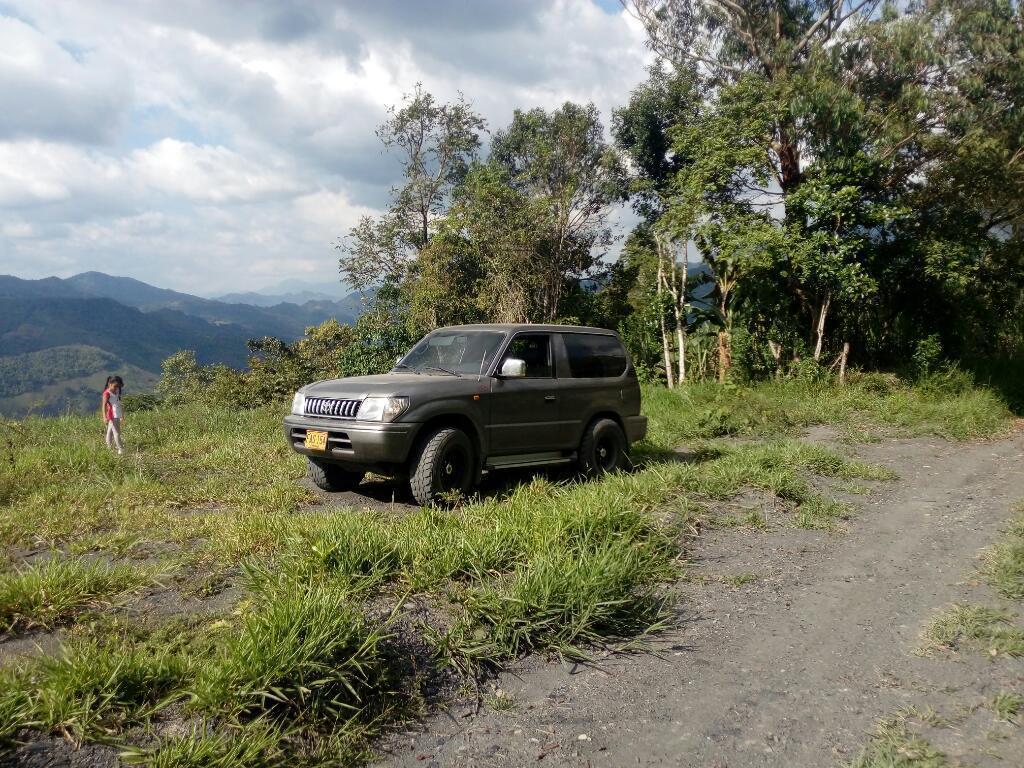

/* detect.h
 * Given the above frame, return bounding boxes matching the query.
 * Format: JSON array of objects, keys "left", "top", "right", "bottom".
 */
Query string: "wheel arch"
[
  {"left": 412, "top": 413, "right": 484, "bottom": 474},
  {"left": 580, "top": 410, "right": 627, "bottom": 444}
]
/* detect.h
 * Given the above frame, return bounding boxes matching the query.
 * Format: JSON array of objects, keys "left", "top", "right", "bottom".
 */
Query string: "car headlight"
[
  {"left": 356, "top": 396, "right": 409, "bottom": 422},
  {"left": 291, "top": 391, "right": 306, "bottom": 415}
]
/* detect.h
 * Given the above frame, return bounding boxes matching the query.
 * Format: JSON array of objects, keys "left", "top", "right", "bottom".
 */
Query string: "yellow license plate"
[{"left": 304, "top": 430, "right": 328, "bottom": 451}]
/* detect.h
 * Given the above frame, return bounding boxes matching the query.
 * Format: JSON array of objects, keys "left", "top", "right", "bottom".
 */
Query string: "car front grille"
[{"left": 304, "top": 397, "right": 362, "bottom": 419}]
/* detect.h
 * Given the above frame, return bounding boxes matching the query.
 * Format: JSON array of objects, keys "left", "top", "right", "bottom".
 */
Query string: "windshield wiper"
[{"left": 420, "top": 365, "right": 462, "bottom": 378}]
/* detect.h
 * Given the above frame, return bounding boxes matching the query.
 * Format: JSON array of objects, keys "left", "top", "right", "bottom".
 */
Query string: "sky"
[{"left": 0, "top": 0, "right": 651, "bottom": 297}]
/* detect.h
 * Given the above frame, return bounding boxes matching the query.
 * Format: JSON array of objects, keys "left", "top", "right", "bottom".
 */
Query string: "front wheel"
[
  {"left": 307, "top": 458, "right": 364, "bottom": 492},
  {"left": 578, "top": 418, "right": 627, "bottom": 478},
  {"left": 409, "top": 427, "right": 475, "bottom": 506}
]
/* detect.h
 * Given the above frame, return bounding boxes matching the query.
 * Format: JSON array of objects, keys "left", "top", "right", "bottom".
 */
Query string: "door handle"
[{"left": 544, "top": 395, "right": 557, "bottom": 402}]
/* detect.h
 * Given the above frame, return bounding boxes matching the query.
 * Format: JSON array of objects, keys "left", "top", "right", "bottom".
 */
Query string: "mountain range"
[{"left": 0, "top": 272, "right": 365, "bottom": 418}]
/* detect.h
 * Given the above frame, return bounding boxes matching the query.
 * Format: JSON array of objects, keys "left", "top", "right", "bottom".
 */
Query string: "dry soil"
[{"left": 379, "top": 428, "right": 1024, "bottom": 768}]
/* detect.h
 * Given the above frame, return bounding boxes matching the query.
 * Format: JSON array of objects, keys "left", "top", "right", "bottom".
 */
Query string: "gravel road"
[{"left": 380, "top": 428, "right": 1024, "bottom": 767}]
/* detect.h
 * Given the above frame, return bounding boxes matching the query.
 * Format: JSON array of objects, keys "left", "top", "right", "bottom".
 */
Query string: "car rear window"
[{"left": 563, "top": 333, "right": 628, "bottom": 378}]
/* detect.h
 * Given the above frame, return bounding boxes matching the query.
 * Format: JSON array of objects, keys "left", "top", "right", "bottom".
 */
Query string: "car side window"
[
  {"left": 563, "top": 333, "right": 628, "bottom": 378},
  {"left": 500, "top": 334, "right": 553, "bottom": 378}
]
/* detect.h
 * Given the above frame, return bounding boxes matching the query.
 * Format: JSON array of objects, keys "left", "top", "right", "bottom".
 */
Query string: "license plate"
[{"left": 304, "top": 430, "right": 328, "bottom": 451}]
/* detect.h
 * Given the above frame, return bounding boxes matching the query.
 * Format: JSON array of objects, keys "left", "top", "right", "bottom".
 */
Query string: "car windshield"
[{"left": 395, "top": 330, "right": 507, "bottom": 375}]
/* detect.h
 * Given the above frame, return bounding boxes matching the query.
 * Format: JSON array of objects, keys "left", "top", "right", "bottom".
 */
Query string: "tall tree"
[
  {"left": 489, "top": 103, "right": 626, "bottom": 320},
  {"left": 624, "top": 0, "right": 882, "bottom": 205},
  {"left": 337, "top": 85, "right": 485, "bottom": 291}
]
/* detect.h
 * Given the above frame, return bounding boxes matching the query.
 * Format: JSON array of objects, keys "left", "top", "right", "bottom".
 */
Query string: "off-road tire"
[
  {"left": 307, "top": 458, "right": 364, "bottom": 492},
  {"left": 409, "top": 427, "right": 475, "bottom": 507},
  {"left": 578, "top": 418, "right": 627, "bottom": 478}
]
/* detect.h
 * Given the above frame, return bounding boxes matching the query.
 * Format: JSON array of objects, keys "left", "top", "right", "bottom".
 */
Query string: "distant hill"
[
  {"left": 213, "top": 277, "right": 354, "bottom": 307},
  {"left": 0, "top": 273, "right": 365, "bottom": 339},
  {"left": 0, "top": 272, "right": 369, "bottom": 418},
  {"left": 0, "top": 346, "right": 159, "bottom": 418}
]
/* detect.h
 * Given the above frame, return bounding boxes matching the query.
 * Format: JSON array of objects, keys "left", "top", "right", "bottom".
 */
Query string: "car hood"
[{"left": 303, "top": 373, "right": 481, "bottom": 399}]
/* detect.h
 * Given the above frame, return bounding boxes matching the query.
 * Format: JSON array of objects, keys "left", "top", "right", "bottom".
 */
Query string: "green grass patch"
[
  {"left": 0, "top": 559, "right": 150, "bottom": 633},
  {"left": 23, "top": 638, "right": 190, "bottom": 740},
  {"left": 848, "top": 713, "right": 949, "bottom": 767},
  {"left": 121, "top": 721, "right": 288, "bottom": 768},
  {"left": 920, "top": 604, "right": 1024, "bottom": 658},
  {"left": 990, "top": 690, "right": 1023, "bottom": 724},
  {"left": 981, "top": 503, "right": 1024, "bottom": 600},
  {"left": 642, "top": 373, "right": 1012, "bottom": 447},
  {"left": 194, "top": 577, "right": 399, "bottom": 728}
]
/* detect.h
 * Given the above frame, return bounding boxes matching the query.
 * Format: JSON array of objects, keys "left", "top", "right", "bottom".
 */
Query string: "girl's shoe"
[{"left": 117, "top": 449, "right": 124, "bottom": 456}]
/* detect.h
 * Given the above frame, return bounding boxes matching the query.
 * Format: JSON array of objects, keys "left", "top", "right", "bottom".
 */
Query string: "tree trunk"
[
  {"left": 838, "top": 342, "right": 850, "bottom": 385},
  {"left": 661, "top": 313, "right": 675, "bottom": 389},
  {"left": 657, "top": 256, "right": 675, "bottom": 389},
  {"left": 677, "top": 241, "right": 688, "bottom": 384},
  {"left": 676, "top": 324, "right": 686, "bottom": 384},
  {"left": 813, "top": 294, "right": 831, "bottom": 361},
  {"left": 717, "top": 330, "right": 732, "bottom": 382},
  {"left": 768, "top": 340, "right": 783, "bottom": 378}
]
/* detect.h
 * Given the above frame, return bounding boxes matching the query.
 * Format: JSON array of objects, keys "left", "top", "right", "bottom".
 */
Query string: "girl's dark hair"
[{"left": 105, "top": 376, "right": 117, "bottom": 388}]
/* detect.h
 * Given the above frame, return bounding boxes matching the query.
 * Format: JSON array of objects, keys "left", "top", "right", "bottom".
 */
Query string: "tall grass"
[
  {"left": 642, "top": 371, "right": 1013, "bottom": 447},
  {"left": 0, "top": 559, "right": 150, "bottom": 633},
  {"left": 981, "top": 503, "right": 1024, "bottom": 600},
  {"left": 195, "top": 577, "right": 396, "bottom": 727}
]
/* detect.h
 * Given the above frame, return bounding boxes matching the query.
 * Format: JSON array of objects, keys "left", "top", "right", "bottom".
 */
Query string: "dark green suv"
[{"left": 284, "top": 324, "right": 647, "bottom": 506}]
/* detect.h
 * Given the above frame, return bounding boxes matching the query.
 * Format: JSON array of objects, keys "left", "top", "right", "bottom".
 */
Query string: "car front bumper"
[{"left": 283, "top": 415, "right": 418, "bottom": 467}]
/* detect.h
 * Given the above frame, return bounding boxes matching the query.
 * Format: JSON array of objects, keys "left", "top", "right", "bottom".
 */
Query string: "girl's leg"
[
  {"left": 105, "top": 420, "right": 115, "bottom": 449},
  {"left": 110, "top": 418, "right": 124, "bottom": 454}
]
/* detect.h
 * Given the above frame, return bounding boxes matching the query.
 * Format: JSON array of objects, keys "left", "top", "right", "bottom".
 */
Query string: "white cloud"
[
  {"left": 130, "top": 139, "right": 303, "bottom": 203},
  {"left": 0, "top": 0, "right": 652, "bottom": 293},
  {"left": 0, "top": 14, "right": 131, "bottom": 143}
]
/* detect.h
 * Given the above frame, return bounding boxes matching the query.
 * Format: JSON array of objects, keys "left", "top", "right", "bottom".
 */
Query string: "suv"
[{"left": 284, "top": 324, "right": 647, "bottom": 506}]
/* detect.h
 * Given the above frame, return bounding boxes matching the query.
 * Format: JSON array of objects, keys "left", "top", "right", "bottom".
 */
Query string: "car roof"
[{"left": 433, "top": 323, "right": 618, "bottom": 335}]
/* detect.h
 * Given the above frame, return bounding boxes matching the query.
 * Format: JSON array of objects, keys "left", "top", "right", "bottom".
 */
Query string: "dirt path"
[{"left": 380, "top": 429, "right": 1024, "bottom": 767}]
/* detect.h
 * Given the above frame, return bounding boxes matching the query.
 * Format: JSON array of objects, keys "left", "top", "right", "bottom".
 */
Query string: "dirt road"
[{"left": 381, "top": 429, "right": 1024, "bottom": 767}]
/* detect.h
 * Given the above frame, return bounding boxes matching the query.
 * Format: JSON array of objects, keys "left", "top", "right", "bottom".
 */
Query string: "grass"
[
  {"left": 641, "top": 371, "right": 1013, "bottom": 446},
  {"left": 981, "top": 503, "right": 1024, "bottom": 600},
  {"left": 848, "top": 713, "right": 949, "bottom": 768},
  {"left": 0, "top": 376, "right": 1013, "bottom": 764},
  {"left": 920, "top": 604, "right": 1024, "bottom": 658},
  {"left": 121, "top": 722, "right": 286, "bottom": 768},
  {"left": 990, "top": 691, "right": 1023, "bottom": 724},
  {"left": 0, "top": 559, "right": 150, "bottom": 633},
  {"left": 195, "top": 577, "right": 397, "bottom": 725}
]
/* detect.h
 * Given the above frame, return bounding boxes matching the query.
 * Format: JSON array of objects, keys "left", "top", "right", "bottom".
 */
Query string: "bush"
[{"left": 911, "top": 334, "right": 944, "bottom": 378}]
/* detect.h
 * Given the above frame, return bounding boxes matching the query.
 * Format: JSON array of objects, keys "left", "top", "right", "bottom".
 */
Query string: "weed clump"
[
  {"left": 196, "top": 577, "right": 397, "bottom": 728},
  {"left": 0, "top": 559, "right": 150, "bottom": 633},
  {"left": 921, "top": 604, "right": 1024, "bottom": 657},
  {"left": 981, "top": 504, "right": 1024, "bottom": 600}
]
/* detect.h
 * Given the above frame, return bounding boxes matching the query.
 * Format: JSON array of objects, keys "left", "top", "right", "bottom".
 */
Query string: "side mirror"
[{"left": 499, "top": 358, "right": 527, "bottom": 378}]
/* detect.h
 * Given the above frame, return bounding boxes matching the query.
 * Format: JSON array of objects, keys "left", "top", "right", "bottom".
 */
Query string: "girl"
[{"left": 101, "top": 376, "right": 125, "bottom": 455}]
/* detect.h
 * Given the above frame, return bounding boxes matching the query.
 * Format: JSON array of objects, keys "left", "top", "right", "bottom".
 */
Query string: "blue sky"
[{"left": 0, "top": 0, "right": 650, "bottom": 296}]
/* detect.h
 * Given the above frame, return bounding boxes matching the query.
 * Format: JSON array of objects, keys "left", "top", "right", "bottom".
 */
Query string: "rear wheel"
[
  {"left": 409, "top": 427, "right": 475, "bottom": 506},
  {"left": 578, "top": 418, "right": 627, "bottom": 478},
  {"left": 307, "top": 458, "right": 364, "bottom": 492}
]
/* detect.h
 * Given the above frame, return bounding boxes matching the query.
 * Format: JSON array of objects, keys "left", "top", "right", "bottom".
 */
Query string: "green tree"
[
  {"left": 338, "top": 85, "right": 486, "bottom": 291},
  {"left": 489, "top": 102, "right": 627, "bottom": 321}
]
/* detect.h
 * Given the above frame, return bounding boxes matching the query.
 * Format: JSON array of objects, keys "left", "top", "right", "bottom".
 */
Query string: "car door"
[{"left": 487, "top": 332, "right": 572, "bottom": 455}]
